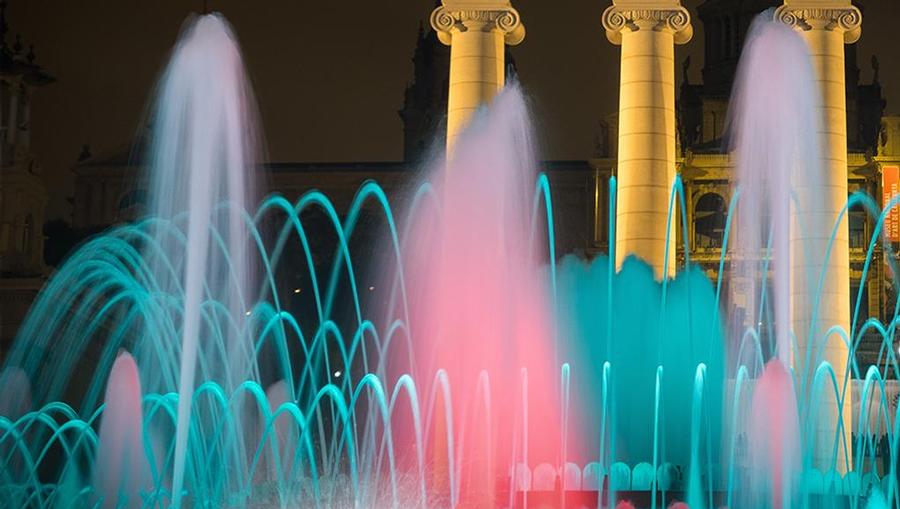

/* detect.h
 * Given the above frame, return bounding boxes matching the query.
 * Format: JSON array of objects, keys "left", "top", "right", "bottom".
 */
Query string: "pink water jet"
[
  {"left": 93, "top": 352, "right": 147, "bottom": 509},
  {"left": 749, "top": 360, "right": 800, "bottom": 509},
  {"left": 730, "top": 13, "right": 824, "bottom": 508},
  {"left": 398, "top": 85, "right": 573, "bottom": 505}
]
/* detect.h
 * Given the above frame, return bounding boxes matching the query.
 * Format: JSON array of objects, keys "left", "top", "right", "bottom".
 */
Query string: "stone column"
[
  {"left": 431, "top": 0, "right": 525, "bottom": 151},
  {"left": 602, "top": 0, "right": 692, "bottom": 279},
  {"left": 776, "top": 0, "right": 861, "bottom": 473}
]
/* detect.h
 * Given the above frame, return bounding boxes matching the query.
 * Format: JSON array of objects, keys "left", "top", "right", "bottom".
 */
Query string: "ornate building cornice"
[
  {"left": 430, "top": 4, "right": 525, "bottom": 46},
  {"left": 602, "top": 4, "right": 692, "bottom": 45},
  {"left": 774, "top": 5, "right": 862, "bottom": 43}
]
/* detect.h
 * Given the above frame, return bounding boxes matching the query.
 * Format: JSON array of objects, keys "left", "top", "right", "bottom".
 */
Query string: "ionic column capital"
[
  {"left": 430, "top": 2, "right": 525, "bottom": 46},
  {"left": 775, "top": 2, "right": 862, "bottom": 43},
  {"left": 602, "top": 2, "right": 693, "bottom": 45}
]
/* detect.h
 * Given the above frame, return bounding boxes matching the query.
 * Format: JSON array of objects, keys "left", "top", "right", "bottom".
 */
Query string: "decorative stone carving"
[
  {"left": 601, "top": 4, "right": 692, "bottom": 45},
  {"left": 774, "top": 4, "right": 862, "bottom": 43},
  {"left": 430, "top": 3, "right": 525, "bottom": 46}
]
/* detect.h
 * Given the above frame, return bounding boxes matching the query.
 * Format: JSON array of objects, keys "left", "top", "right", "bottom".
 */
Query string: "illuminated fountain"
[{"left": 1, "top": 8, "right": 900, "bottom": 509}]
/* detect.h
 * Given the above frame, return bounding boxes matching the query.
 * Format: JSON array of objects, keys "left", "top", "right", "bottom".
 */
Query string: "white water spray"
[{"left": 143, "top": 14, "right": 260, "bottom": 507}]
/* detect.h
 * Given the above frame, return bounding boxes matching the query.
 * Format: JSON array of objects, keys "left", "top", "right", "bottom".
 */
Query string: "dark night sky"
[{"left": 8, "top": 1, "right": 900, "bottom": 220}]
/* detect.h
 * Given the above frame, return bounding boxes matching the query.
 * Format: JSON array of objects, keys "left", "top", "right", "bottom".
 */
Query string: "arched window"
[
  {"left": 849, "top": 201, "right": 866, "bottom": 249},
  {"left": 694, "top": 193, "right": 726, "bottom": 249}
]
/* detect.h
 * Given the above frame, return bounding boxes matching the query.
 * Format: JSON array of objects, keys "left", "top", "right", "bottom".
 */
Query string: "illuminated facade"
[
  {"left": 671, "top": 0, "right": 893, "bottom": 378},
  {"left": 66, "top": 0, "right": 900, "bottom": 371}
]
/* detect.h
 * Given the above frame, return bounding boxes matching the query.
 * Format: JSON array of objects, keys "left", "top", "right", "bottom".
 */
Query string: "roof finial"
[
  {"left": 13, "top": 32, "right": 21, "bottom": 54},
  {"left": 26, "top": 43, "right": 34, "bottom": 63}
]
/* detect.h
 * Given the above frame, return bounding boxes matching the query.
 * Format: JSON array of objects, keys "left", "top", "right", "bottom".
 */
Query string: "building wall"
[
  {"left": 0, "top": 171, "right": 46, "bottom": 275},
  {"left": 0, "top": 58, "right": 54, "bottom": 358},
  {"left": 47, "top": 115, "right": 900, "bottom": 374}
]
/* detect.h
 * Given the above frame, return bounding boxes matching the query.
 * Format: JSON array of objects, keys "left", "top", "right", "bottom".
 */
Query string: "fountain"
[{"left": 1, "top": 8, "right": 900, "bottom": 509}]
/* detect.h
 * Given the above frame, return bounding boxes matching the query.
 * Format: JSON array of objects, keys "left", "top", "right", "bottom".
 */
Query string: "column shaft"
[
  {"left": 603, "top": 2, "right": 691, "bottom": 279},
  {"left": 799, "top": 27, "right": 851, "bottom": 473},
  {"left": 615, "top": 27, "right": 678, "bottom": 278},
  {"left": 778, "top": 0, "right": 861, "bottom": 474}
]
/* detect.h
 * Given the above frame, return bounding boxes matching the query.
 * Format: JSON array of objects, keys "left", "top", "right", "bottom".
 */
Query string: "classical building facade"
[
  {"left": 0, "top": 0, "right": 54, "bottom": 358},
  {"left": 676, "top": 0, "right": 897, "bottom": 373},
  {"left": 68, "top": 0, "right": 899, "bottom": 367},
  {"left": 0, "top": 0, "right": 54, "bottom": 355}
]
